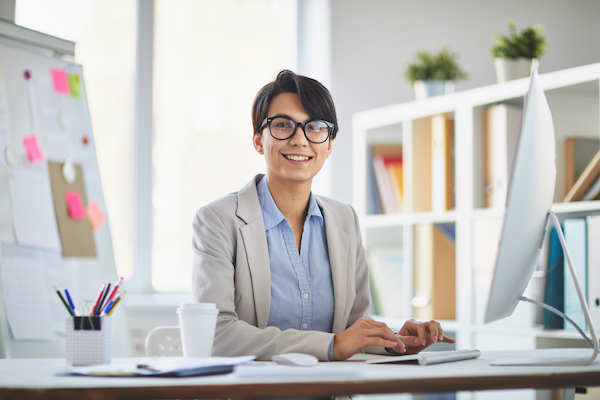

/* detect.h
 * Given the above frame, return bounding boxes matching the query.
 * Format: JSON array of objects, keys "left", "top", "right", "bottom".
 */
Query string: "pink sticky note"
[
  {"left": 65, "top": 191, "right": 85, "bottom": 219},
  {"left": 51, "top": 69, "right": 70, "bottom": 94},
  {"left": 23, "top": 135, "right": 44, "bottom": 162},
  {"left": 86, "top": 200, "right": 106, "bottom": 231}
]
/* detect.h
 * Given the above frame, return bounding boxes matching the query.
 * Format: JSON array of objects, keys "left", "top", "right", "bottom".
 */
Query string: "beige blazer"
[{"left": 192, "top": 174, "right": 385, "bottom": 361}]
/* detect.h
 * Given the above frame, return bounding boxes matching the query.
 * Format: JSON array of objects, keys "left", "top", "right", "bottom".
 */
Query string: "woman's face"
[{"left": 253, "top": 92, "right": 333, "bottom": 187}]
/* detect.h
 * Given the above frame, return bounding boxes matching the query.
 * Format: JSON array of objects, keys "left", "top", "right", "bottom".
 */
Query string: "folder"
[
  {"left": 563, "top": 219, "right": 587, "bottom": 331},
  {"left": 587, "top": 215, "right": 600, "bottom": 330}
]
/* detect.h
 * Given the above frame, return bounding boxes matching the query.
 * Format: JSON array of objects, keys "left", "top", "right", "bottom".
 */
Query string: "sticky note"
[
  {"left": 51, "top": 69, "right": 70, "bottom": 94},
  {"left": 23, "top": 135, "right": 44, "bottom": 162},
  {"left": 68, "top": 73, "right": 82, "bottom": 99},
  {"left": 86, "top": 200, "right": 106, "bottom": 231},
  {"left": 65, "top": 191, "right": 85, "bottom": 219}
]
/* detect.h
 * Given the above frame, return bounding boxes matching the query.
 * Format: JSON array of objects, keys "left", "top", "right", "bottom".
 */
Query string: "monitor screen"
[{"left": 484, "top": 71, "right": 557, "bottom": 323}]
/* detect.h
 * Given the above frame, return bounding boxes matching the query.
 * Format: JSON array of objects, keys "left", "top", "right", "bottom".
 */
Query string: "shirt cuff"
[{"left": 328, "top": 337, "right": 334, "bottom": 361}]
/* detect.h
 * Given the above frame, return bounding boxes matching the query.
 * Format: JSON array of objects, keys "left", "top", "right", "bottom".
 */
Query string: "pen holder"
[{"left": 66, "top": 316, "right": 112, "bottom": 366}]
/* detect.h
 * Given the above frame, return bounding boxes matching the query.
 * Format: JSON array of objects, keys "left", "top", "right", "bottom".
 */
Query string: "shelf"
[
  {"left": 551, "top": 200, "right": 600, "bottom": 214},
  {"left": 364, "top": 211, "right": 457, "bottom": 228}
]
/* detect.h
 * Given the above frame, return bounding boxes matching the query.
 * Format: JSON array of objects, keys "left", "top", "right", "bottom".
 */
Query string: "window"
[
  {"left": 152, "top": 0, "right": 297, "bottom": 291},
  {"left": 16, "top": 0, "right": 137, "bottom": 280}
]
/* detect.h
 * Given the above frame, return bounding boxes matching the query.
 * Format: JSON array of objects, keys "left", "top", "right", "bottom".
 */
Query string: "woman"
[{"left": 192, "top": 70, "right": 454, "bottom": 361}]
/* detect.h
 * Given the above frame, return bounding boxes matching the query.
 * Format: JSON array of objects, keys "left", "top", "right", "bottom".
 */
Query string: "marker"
[
  {"left": 54, "top": 285, "right": 74, "bottom": 316},
  {"left": 95, "top": 283, "right": 111, "bottom": 316},
  {"left": 107, "top": 291, "right": 126, "bottom": 316},
  {"left": 106, "top": 277, "right": 123, "bottom": 304},
  {"left": 91, "top": 283, "right": 107, "bottom": 316},
  {"left": 64, "top": 288, "right": 76, "bottom": 316}
]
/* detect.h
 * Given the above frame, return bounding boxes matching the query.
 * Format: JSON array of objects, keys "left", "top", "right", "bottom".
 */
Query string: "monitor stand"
[{"left": 491, "top": 211, "right": 599, "bottom": 366}]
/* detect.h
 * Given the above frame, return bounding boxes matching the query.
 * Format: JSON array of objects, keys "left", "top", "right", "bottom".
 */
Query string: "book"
[
  {"left": 587, "top": 215, "right": 600, "bottom": 330},
  {"left": 413, "top": 224, "right": 456, "bottom": 320},
  {"left": 543, "top": 226, "right": 565, "bottom": 329},
  {"left": 412, "top": 117, "right": 433, "bottom": 212},
  {"left": 431, "top": 114, "right": 454, "bottom": 211},
  {"left": 372, "top": 145, "right": 403, "bottom": 214},
  {"left": 367, "top": 246, "right": 404, "bottom": 317},
  {"left": 482, "top": 104, "right": 522, "bottom": 208},
  {"left": 565, "top": 137, "right": 599, "bottom": 193},
  {"left": 563, "top": 150, "right": 600, "bottom": 202},
  {"left": 563, "top": 218, "right": 587, "bottom": 331}
]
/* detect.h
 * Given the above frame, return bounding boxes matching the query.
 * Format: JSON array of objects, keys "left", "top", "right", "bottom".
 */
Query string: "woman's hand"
[
  {"left": 394, "top": 319, "right": 455, "bottom": 354},
  {"left": 333, "top": 318, "right": 406, "bottom": 360}
]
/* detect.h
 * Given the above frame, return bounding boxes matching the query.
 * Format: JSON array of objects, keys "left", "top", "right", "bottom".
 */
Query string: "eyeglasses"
[{"left": 260, "top": 116, "right": 334, "bottom": 144}]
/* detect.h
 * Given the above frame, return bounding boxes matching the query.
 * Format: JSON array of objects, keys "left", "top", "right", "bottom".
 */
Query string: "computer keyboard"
[{"left": 366, "top": 349, "right": 481, "bottom": 366}]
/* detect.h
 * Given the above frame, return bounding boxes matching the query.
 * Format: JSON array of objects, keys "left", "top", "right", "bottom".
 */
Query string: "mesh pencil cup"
[{"left": 66, "top": 316, "right": 112, "bottom": 366}]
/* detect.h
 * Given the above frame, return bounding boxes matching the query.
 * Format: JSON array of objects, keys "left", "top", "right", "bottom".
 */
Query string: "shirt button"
[
  {"left": 302, "top": 323, "right": 308, "bottom": 329},
  {"left": 303, "top": 293, "right": 309, "bottom": 299}
]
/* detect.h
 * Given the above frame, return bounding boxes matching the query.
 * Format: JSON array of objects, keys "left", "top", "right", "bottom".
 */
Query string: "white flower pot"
[
  {"left": 494, "top": 58, "right": 539, "bottom": 83},
  {"left": 413, "top": 80, "right": 455, "bottom": 100}
]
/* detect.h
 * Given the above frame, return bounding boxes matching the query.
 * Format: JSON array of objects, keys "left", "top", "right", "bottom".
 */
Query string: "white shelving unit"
[{"left": 352, "top": 63, "right": 600, "bottom": 360}]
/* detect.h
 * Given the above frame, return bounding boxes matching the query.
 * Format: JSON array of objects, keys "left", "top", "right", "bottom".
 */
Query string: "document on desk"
[
  {"left": 0, "top": 239, "right": 55, "bottom": 341},
  {"left": 60, "top": 356, "right": 256, "bottom": 377}
]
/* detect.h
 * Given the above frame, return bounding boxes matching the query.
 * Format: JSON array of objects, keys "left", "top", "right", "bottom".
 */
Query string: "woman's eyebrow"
[{"left": 269, "top": 113, "right": 293, "bottom": 119}]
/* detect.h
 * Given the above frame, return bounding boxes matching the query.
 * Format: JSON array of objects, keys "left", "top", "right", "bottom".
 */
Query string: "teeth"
[{"left": 285, "top": 155, "right": 310, "bottom": 161}]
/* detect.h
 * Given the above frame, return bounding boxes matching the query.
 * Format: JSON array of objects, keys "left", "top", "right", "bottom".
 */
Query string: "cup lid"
[{"left": 178, "top": 303, "right": 216, "bottom": 310}]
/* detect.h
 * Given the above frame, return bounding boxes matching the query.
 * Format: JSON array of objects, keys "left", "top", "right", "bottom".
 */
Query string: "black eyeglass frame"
[{"left": 260, "top": 116, "right": 334, "bottom": 144}]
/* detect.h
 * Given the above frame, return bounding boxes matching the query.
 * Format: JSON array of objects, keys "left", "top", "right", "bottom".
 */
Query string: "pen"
[
  {"left": 54, "top": 285, "right": 74, "bottom": 316},
  {"left": 95, "top": 283, "right": 111, "bottom": 316},
  {"left": 91, "top": 283, "right": 107, "bottom": 316},
  {"left": 107, "top": 291, "right": 126, "bottom": 316},
  {"left": 102, "top": 291, "right": 122, "bottom": 316},
  {"left": 64, "top": 288, "right": 77, "bottom": 316},
  {"left": 106, "top": 277, "right": 123, "bottom": 304}
]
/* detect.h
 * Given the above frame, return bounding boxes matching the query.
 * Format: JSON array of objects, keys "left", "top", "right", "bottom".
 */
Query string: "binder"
[
  {"left": 563, "top": 219, "right": 587, "bottom": 331},
  {"left": 587, "top": 215, "right": 600, "bottom": 329},
  {"left": 543, "top": 226, "right": 564, "bottom": 329}
]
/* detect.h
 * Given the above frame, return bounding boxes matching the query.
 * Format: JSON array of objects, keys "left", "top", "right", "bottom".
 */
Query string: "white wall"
[{"left": 330, "top": 0, "right": 600, "bottom": 204}]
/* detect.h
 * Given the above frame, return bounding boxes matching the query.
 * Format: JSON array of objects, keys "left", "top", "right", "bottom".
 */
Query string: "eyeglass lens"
[{"left": 270, "top": 117, "right": 331, "bottom": 143}]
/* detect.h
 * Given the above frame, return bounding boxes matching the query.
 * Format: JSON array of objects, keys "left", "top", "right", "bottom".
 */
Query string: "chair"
[{"left": 145, "top": 326, "right": 182, "bottom": 357}]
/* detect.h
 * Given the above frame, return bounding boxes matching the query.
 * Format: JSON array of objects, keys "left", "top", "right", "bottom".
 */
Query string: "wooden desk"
[{"left": 0, "top": 349, "right": 598, "bottom": 400}]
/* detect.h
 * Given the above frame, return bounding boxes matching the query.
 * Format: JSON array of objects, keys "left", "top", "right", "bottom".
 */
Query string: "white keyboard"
[{"left": 366, "top": 349, "right": 481, "bottom": 366}]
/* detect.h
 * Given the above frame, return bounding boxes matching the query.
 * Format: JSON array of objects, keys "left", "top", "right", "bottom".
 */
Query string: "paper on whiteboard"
[
  {"left": 0, "top": 240, "right": 55, "bottom": 341},
  {"left": 8, "top": 160, "right": 62, "bottom": 252},
  {"left": 0, "top": 79, "right": 10, "bottom": 152},
  {"left": 42, "top": 251, "right": 77, "bottom": 333}
]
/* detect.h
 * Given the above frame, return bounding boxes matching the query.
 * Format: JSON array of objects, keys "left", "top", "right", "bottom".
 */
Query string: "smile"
[{"left": 284, "top": 155, "right": 312, "bottom": 161}]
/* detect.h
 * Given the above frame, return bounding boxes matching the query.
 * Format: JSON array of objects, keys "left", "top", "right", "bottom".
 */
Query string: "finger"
[
  {"left": 437, "top": 322, "right": 444, "bottom": 342},
  {"left": 426, "top": 320, "right": 440, "bottom": 343},
  {"left": 368, "top": 327, "right": 405, "bottom": 351},
  {"left": 365, "top": 320, "right": 397, "bottom": 334},
  {"left": 397, "top": 335, "right": 423, "bottom": 348},
  {"left": 362, "top": 337, "right": 404, "bottom": 351},
  {"left": 415, "top": 322, "right": 427, "bottom": 346},
  {"left": 441, "top": 334, "right": 456, "bottom": 343}
]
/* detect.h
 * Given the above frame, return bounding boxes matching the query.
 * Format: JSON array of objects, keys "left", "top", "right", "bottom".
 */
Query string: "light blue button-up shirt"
[{"left": 257, "top": 176, "right": 335, "bottom": 360}]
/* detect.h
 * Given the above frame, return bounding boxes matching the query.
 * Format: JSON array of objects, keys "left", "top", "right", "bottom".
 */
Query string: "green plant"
[
  {"left": 490, "top": 21, "right": 547, "bottom": 59},
  {"left": 405, "top": 47, "right": 468, "bottom": 84}
]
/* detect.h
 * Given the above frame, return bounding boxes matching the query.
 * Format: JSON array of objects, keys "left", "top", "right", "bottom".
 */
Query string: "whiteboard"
[{"left": 0, "top": 24, "right": 131, "bottom": 358}]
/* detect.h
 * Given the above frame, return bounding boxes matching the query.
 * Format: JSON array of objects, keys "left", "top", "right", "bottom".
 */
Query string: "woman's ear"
[
  {"left": 253, "top": 132, "right": 263, "bottom": 154},
  {"left": 326, "top": 138, "right": 333, "bottom": 158}
]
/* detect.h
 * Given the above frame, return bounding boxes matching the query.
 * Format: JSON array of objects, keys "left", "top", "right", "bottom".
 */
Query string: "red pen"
[
  {"left": 106, "top": 277, "right": 123, "bottom": 304},
  {"left": 91, "top": 283, "right": 107, "bottom": 316}
]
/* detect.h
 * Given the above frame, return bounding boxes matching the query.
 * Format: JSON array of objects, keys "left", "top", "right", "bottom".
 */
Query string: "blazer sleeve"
[{"left": 192, "top": 204, "right": 335, "bottom": 361}]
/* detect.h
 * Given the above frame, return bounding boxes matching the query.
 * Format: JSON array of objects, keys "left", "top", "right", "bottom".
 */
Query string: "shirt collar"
[{"left": 257, "top": 175, "right": 324, "bottom": 230}]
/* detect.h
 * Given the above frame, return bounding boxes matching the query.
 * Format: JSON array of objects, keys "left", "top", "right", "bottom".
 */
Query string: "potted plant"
[
  {"left": 490, "top": 21, "right": 547, "bottom": 83},
  {"left": 405, "top": 47, "right": 468, "bottom": 100}
]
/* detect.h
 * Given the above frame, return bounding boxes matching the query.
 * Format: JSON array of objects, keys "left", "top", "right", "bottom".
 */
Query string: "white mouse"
[{"left": 271, "top": 353, "right": 319, "bottom": 367}]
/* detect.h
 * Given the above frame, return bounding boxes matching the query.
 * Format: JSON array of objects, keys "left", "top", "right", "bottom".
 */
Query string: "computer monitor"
[{"left": 483, "top": 71, "right": 598, "bottom": 366}]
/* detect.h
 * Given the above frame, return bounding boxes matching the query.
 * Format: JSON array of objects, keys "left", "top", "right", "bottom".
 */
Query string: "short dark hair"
[{"left": 252, "top": 70, "right": 338, "bottom": 140}]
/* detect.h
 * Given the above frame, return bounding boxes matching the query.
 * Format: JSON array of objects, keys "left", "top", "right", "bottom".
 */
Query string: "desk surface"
[{"left": 0, "top": 349, "right": 598, "bottom": 400}]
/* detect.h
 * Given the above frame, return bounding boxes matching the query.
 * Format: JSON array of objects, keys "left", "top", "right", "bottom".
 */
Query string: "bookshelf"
[{"left": 352, "top": 63, "right": 600, "bottom": 360}]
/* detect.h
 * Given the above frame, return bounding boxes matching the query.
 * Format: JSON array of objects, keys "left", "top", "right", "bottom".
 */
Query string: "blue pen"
[
  {"left": 100, "top": 299, "right": 114, "bottom": 316},
  {"left": 64, "top": 289, "right": 76, "bottom": 316}
]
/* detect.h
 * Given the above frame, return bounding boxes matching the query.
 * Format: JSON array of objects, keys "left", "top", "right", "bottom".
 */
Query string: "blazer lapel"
[
  {"left": 237, "top": 175, "right": 271, "bottom": 329},
  {"left": 318, "top": 197, "right": 350, "bottom": 334}
]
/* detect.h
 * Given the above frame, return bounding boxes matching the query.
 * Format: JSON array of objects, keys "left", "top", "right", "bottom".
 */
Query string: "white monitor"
[{"left": 483, "top": 71, "right": 598, "bottom": 366}]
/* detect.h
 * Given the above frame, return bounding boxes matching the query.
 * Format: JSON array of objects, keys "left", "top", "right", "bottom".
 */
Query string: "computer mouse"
[{"left": 271, "top": 353, "right": 319, "bottom": 367}]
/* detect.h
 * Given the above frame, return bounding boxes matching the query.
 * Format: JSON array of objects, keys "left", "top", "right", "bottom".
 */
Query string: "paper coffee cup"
[{"left": 176, "top": 303, "right": 219, "bottom": 357}]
